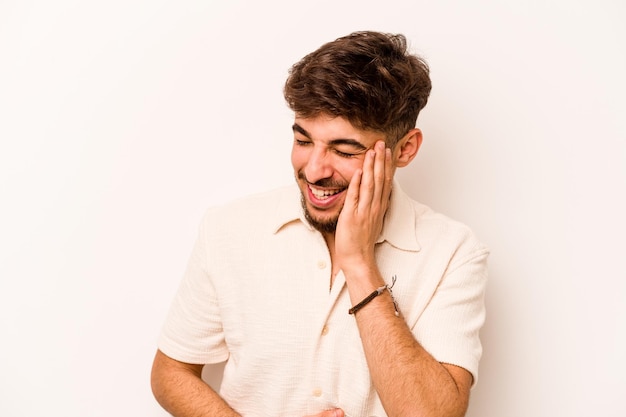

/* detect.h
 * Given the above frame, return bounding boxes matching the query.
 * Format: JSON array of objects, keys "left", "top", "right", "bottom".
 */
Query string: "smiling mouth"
[{"left": 308, "top": 184, "right": 344, "bottom": 200}]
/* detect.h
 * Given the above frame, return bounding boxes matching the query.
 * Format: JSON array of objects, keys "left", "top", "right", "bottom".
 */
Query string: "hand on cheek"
[{"left": 335, "top": 141, "right": 393, "bottom": 272}]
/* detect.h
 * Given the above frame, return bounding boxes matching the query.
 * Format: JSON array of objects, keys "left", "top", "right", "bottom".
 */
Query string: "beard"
[
  {"left": 296, "top": 171, "right": 348, "bottom": 234},
  {"left": 300, "top": 194, "right": 340, "bottom": 233}
]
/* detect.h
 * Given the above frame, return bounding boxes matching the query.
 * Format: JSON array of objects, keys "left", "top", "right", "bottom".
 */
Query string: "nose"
[{"left": 304, "top": 147, "right": 333, "bottom": 184}]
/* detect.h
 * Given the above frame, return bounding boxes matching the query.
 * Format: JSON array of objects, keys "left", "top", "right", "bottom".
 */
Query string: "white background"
[{"left": 1, "top": 1, "right": 625, "bottom": 416}]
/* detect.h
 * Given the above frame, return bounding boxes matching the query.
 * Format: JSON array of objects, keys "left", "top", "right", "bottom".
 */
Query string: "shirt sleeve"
[
  {"left": 414, "top": 238, "right": 489, "bottom": 385},
  {"left": 157, "top": 209, "right": 230, "bottom": 364}
]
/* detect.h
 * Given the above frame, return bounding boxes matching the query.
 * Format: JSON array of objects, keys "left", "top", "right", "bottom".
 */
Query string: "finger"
[
  {"left": 304, "top": 408, "right": 344, "bottom": 417},
  {"left": 330, "top": 409, "right": 345, "bottom": 417},
  {"left": 321, "top": 409, "right": 344, "bottom": 417},
  {"left": 344, "top": 168, "right": 362, "bottom": 212},
  {"left": 372, "top": 141, "right": 387, "bottom": 206},
  {"left": 382, "top": 146, "right": 393, "bottom": 205},
  {"left": 358, "top": 148, "right": 376, "bottom": 211}
]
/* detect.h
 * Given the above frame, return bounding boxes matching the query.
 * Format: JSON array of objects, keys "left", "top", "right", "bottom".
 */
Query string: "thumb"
[
  {"left": 322, "top": 409, "right": 344, "bottom": 417},
  {"left": 303, "top": 407, "right": 345, "bottom": 417}
]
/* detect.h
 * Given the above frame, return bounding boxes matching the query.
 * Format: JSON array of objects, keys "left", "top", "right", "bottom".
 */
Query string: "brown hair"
[{"left": 284, "top": 31, "right": 432, "bottom": 147}]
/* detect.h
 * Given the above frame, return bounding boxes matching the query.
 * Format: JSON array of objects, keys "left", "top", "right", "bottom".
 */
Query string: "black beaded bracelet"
[{"left": 348, "top": 275, "right": 399, "bottom": 316}]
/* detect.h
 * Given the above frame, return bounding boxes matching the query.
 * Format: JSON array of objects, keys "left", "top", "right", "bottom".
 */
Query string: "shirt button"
[
  {"left": 321, "top": 325, "right": 329, "bottom": 336},
  {"left": 317, "top": 260, "right": 327, "bottom": 269},
  {"left": 312, "top": 388, "right": 322, "bottom": 397}
]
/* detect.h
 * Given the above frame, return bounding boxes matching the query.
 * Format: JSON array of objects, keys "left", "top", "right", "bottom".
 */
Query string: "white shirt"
[{"left": 158, "top": 183, "right": 489, "bottom": 417}]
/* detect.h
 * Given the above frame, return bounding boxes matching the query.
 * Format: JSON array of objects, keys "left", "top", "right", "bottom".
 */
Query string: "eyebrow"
[{"left": 292, "top": 123, "right": 368, "bottom": 151}]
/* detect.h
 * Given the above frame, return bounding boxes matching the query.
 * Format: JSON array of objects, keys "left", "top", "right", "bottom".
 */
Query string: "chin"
[{"left": 300, "top": 195, "right": 340, "bottom": 234}]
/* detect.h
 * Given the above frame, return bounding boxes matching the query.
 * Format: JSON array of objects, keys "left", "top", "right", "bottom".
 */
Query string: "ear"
[{"left": 393, "top": 128, "right": 422, "bottom": 167}]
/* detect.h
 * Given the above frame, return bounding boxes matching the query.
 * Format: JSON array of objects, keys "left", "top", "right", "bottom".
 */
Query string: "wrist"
[
  {"left": 341, "top": 264, "right": 385, "bottom": 302},
  {"left": 338, "top": 255, "right": 378, "bottom": 280},
  {"left": 348, "top": 275, "right": 400, "bottom": 316}
]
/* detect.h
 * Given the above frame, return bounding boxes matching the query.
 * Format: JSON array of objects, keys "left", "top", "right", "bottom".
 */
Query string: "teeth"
[{"left": 310, "top": 186, "right": 341, "bottom": 199}]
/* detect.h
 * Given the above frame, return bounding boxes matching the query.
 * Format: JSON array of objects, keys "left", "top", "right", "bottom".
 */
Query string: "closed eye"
[{"left": 334, "top": 149, "right": 358, "bottom": 158}]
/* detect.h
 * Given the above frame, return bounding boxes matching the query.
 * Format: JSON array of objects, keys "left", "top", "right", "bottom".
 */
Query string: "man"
[{"left": 151, "top": 31, "right": 488, "bottom": 417}]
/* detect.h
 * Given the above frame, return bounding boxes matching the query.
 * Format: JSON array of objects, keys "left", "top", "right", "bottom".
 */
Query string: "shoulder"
[{"left": 400, "top": 189, "right": 489, "bottom": 256}]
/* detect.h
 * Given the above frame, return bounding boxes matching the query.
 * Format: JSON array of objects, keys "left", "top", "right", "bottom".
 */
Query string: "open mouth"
[
  {"left": 309, "top": 185, "right": 343, "bottom": 199},
  {"left": 307, "top": 184, "right": 345, "bottom": 207}
]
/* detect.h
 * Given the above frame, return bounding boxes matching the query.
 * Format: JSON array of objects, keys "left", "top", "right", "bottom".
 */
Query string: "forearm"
[
  {"left": 345, "top": 270, "right": 469, "bottom": 417},
  {"left": 151, "top": 350, "right": 240, "bottom": 417}
]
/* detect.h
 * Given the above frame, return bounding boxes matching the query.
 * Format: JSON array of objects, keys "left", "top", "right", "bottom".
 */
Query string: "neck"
[
  {"left": 323, "top": 231, "right": 335, "bottom": 256},
  {"left": 322, "top": 232, "right": 340, "bottom": 287}
]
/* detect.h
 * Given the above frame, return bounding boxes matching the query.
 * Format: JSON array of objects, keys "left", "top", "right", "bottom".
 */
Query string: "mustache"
[{"left": 296, "top": 171, "right": 348, "bottom": 189}]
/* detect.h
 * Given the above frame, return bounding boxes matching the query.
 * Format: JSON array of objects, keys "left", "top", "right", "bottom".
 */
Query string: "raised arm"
[
  {"left": 333, "top": 140, "right": 478, "bottom": 417},
  {"left": 343, "top": 278, "right": 473, "bottom": 417}
]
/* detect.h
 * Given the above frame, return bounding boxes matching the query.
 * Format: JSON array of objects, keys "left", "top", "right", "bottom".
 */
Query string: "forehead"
[{"left": 293, "top": 114, "right": 386, "bottom": 147}]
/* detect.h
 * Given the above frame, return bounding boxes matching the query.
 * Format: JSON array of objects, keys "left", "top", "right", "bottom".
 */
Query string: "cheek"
[
  {"left": 336, "top": 158, "right": 364, "bottom": 182},
  {"left": 290, "top": 147, "right": 304, "bottom": 171}
]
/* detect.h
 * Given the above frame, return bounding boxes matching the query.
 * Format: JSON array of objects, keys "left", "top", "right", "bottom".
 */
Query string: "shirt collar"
[
  {"left": 272, "top": 181, "right": 421, "bottom": 252},
  {"left": 271, "top": 184, "right": 309, "bottom": 233},
  {"left": 377, "top": 181, "right": 421, "bottom": 252}
]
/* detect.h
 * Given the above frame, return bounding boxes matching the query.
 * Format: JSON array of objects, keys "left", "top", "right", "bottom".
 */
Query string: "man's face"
[{"left": 291, "top": 114, "right": 391, "bottom": 234}]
